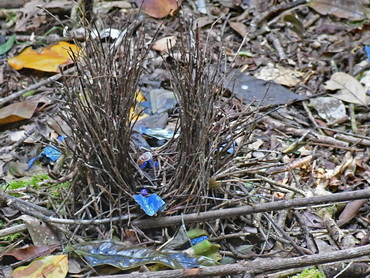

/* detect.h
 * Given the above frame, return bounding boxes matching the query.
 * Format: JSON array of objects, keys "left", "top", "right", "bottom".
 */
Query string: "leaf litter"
[{"left": 0, "top": 0, "right": 370, "bottom": 277}]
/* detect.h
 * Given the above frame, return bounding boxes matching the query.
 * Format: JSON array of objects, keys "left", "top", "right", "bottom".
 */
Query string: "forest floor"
[{"left": 0, "top": 0, "right": 370, "bottom": 277}]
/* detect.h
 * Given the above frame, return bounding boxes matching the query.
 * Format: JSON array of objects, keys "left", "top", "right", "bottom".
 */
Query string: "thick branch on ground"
[
  {"left": 133, "top": 189, "right": 370, "bottom": 229},
  {"left": 2, "top": 187, "right": 369, "bottom": 230},
  {"left": 93, "top": 244, "right": 370, "bottom": 278},
  {"left": 0, "top": 189, "right": 55, "bottom": 217}
]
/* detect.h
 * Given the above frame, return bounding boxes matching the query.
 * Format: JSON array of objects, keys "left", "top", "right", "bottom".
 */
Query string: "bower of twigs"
[{"left": 60, "top": 17, "right": 258, "bottom": 225}]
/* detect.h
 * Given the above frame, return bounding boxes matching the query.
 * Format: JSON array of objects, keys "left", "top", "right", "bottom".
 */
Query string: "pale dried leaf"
[
  {"left": 152, "top": 36, "right": 177, "bottom": 53},
  {"left": 255, "top": 64, "right": 303, "bottom": 87},
  {"left": 18, "top": 215, "right": 63, "bottom": 246},
  {"left": 308, "top": 0, "right": 369, "bottom": 21},
  {"left": 324, "top": 72, "right": 369, "bottom": 105}
]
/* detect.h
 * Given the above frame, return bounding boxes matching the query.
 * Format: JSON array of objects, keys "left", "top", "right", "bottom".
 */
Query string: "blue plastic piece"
[
  {"left": 133, "top": 193, "right": 166, "bottom": 216},
  {"left": 26, "top": 137, "right": 64, "bottom": 170},
  {"left": 140, "top": 189, "right": 148, "bottom": 196},
  {"left": 140, "top": 160, "right": 159, "bottom": 169},
  {"left": 219, "top": 141, "right": 236, "bottom": 154},
  {"left": 365, "top": 46, "right": 370, "bottom": 61},
  {"left": 140, "top": 126, "right": 174, "bottom": 140},
  {"left": 191, "top": 236, "right": 208, "bottom": 245}
]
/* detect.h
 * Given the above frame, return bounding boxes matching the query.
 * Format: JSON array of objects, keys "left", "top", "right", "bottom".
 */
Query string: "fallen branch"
[
  {"left": 133, "top": 189, "right": 370, "bottom": 229},
  {"left": 0, "top": 224, "right": 27, "bottom": 237},
  {"left": 0, "top": 189, "right": 55, "bottom": 217},
  {"left": 93, "top": 244, "right": 370, "bottom": 278},
  {"left": 2, "top": 186, "right": 370, "bottom": 229}
]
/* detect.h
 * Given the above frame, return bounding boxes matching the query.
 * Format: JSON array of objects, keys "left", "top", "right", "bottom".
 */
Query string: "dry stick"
[
  {"left": 133, "top": 189, "right": 370, "bottom": 229},
  {"left": 262, "top": 212, "right": 305, "bottom": 256},
  {"left": 302, "top": 101, "right": 325, "bottom": 135},
  {"left": 0, "top": 66, "right": 76, "bottom": 107},
  {"left": 334, "top": 134, "right": 370, "bottom": 147},
  {"left": 2, "top": 187, "right": 370, "bottom": 228},
  {"left": 0, "top": 224, "right": 27, "bottom": 237},
  {"left": 268, "top": 33, "right": 286, "bottom": 60},
  {"left": 255, "top": 174, "right": 306, "bottom": 196},
  {"left": 0, "top": 189, "right": 55, "bottom": 217},
  {"left": 92, "top": 244, "right": 370, "bottom": 278},
  {"left": 263, "top": 116, "right": 350, "bottom": 147},
  {"left": 265, "top": 155, "right": 313, "bottom": 175}
]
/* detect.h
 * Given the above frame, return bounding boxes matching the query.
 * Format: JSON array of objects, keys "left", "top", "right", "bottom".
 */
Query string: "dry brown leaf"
[
  {"left": 12, "top": 255, "right": 68, "bottom": 278},
  {"left": 4, "top": 244, "right": 59, "bottom": 261},
  {"left": 308, "top": 0, "right": 369, "bottom": 21},
  {"left": 136, "top": 0, "right": 182, "bottom": 18},
  {"left": 229, "top": 22, "right": 248, "bottom": 37},
  {"left": 0, "top": 99, "right": 39, "bottom": 125},
  {"left": 337, "top": 199, "right": 367, "bottom": 227},
  {"left": 255, "top": 64, "right": 303, "bottom": 87},
  {"left": 18, "top": 215, "right": 63, "bottom": 246},
  {"left": 8, "top": 41, "right": 79, "bottom": 72}
]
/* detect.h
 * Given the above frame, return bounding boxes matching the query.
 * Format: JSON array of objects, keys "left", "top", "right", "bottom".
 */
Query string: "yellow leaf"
[
  {"left": 8, "top": 41, "right": 80, "bottom": 72},
  {"left": 131, "top": 91, "right": 148, "bottom": 121},
  {"left": 135, "top": 91, "right": 146, "bottom": 102},
  {"left": 12, "top": 255, "right": 68, "bottom": 278}
]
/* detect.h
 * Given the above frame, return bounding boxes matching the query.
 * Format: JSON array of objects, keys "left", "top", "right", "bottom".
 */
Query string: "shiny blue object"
[
  {"left": 365, "top": 46, "right": 370, "bottom": 61},
  {"left": 133, "top": 193, "right": 166, "bottom": 216},
  {"left": 140, "top": 160, "right": 159, "bottom": 169},
  {"left": 191, "top": 236, "right": 208, "bottom": 245},
  {"left": 219, "top": 141, "right": 236, "bottom": 154},
  {"left": 26, "top": 136, "right": 64, "bottom": 170},
  {"left": 140, "top": 189, "right": 148, "bottom": 196}
]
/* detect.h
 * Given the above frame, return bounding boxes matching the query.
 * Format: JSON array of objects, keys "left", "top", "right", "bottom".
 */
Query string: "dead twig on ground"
[
  {"left": 133, "top": 189, "right": 370, "bottom": 229},
  {"left": 0, "top": 67, "right": 76, "bottom": 107}
]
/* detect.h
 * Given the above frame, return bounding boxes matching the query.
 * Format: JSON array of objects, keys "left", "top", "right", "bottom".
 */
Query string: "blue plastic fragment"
[
  {"left": 140, "top": 189, "right": 148, "bottom": 196},
  {"left": 365, "top": 46, "right": 370, "bottom": 61},
  {"left": 140, "top": 160, "right": 159, "bottom": 169},
  {"left": 140, "top": 126, "right": 174, "bottom": 140},
  {"left": 133, "top": 193, "right": 166, "bottom": 216},
  {"left": 219, "top": 141, "right": 236, "bottom": 154},
  {"left": 26, "top": 137, "right": 64, "bottom": 170},
  {"left": 191, "top": 236, "right": 209, "bottom": 245}
]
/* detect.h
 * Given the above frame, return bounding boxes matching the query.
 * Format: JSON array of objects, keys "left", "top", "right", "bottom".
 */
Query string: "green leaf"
[
  {"left": 291, "top": 267, "right": 325, "bottom": 278},
  {"left": 191, "top": 240, "right": 222, "bottom": 263},
  {"left": 186, "top": 228, "right": 208, "bottom": 239},
  {"left": 0, "top": 34, "right": 15, "bottom": 55}
]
